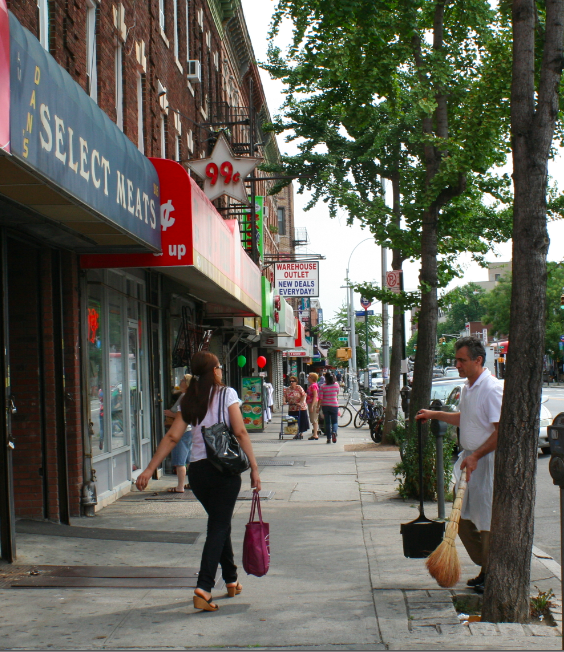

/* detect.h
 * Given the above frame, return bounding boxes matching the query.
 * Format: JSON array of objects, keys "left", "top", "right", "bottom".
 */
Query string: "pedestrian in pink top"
[
  {"left": 318, "top": 372, "right": 340, "bottom": 443},
  {"left": 306, "top": 373, "right": 320, "bottom": 440}
]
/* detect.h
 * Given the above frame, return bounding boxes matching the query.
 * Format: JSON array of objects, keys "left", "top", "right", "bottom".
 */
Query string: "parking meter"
[
  {"left": 548, "top": 413, "right": 564, "bottom": 487},
  {"left": 400, "top": 385, "right": 411, "bottom": 416},
  {"left": 429, "top": 399, "right": 447, "bottom": 519}
]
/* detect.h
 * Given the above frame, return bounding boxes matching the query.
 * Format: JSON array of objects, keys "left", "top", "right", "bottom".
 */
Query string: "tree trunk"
[
  {"left": 408, "top": 207, "right": 439, "bottom": 429},
  {"left": 482, "top": 0, "right": 564, "bottom": 623},
  {"left": 384, "top": 304, "right": 402, "bottom": 441}
]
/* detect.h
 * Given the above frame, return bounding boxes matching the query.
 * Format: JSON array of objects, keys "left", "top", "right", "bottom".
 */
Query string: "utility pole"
[
  {"left": 381, "top": 245, "right": 389, "bottom": 409},
  {"left": 350, "top": 285, "right": 359, "bottom": 400}
]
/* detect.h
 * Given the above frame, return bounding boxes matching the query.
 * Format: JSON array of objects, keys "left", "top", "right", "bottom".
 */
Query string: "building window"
[
  {"left": 185, "top": 0, "right": 190, "bottom": 60},
  {"left": 86, "top": 0, "right": 97, "bottom": 101},
  {"left": 38, "top": 0, "right": 50, "bottom": 51},
  {"left": 115, "top": 44, "right": 123, "bottom": 130},
  {"left": 495, "top": 273, "right": 501, "bottom": 281},
  {"left": 159, "top": 0, "right": 166, "bottom": 32},
  {"left": 137, "top": 73, "right": 145, "bottom": 153},
  {"left": 173, "top": 0, "right": 179, "bottom": 59},
  {"left": 277, "top": 207, "right": 286, "bottom": 236},
  {"left": 160, "top": 114, "right": 167, "bottom": 158},
  {"left": 175, "top": 135, "right": 180, "bottom": 162}
]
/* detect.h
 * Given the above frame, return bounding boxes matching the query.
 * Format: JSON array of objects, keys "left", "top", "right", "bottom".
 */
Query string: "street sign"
[
  {"left": 338, "top": 337, "right": 348, "bottom": 342},
  {"left": 560, "top": 335, "right": 564, "bottom": 342},
  {"left": 320, "top": 340, "right": 332, "bottom": 348},
  {"left": 385, "top": 270, "right": 402, "bottom": 294},
  {"left": 360, "top": 297, "right": 372, "bottom": 309},
  {"left": 355, "top": 310, "right": 374, "bottom": 317}
]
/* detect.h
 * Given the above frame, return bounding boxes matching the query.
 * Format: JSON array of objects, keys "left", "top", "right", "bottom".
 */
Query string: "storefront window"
[
  {"left": 87, "top": 283, "right": 105, "bottom": 453},
  {"left": 109, "top": 289, "right": 126, "bottom": 449}
]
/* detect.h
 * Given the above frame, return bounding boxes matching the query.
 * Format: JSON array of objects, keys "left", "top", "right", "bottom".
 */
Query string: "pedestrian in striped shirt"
[{"left": 318, "top": 373, "right": 340, "bottom": 444}]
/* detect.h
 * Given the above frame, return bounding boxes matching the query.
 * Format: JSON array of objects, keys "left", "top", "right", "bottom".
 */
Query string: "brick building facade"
[{"left": 1, "top": 0, "right": 296, "bottom": 561}]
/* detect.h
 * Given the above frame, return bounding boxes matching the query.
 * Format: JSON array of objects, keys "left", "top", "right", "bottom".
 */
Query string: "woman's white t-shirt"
[{"left": 189, "top": 387, "right": 240, "bottom": 462}]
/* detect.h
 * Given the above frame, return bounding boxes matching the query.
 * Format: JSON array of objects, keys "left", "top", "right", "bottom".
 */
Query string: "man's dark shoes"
[{"left": 466, "top": 572, "right": 485, "bottom": 588}]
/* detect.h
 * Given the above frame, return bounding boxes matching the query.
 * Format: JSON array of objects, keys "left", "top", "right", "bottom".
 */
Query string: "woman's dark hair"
[
  {"left": 180, "top": 351, "right": 223, "bottom": 426},
  {"left": 325, "top": 372, "right": 335, "bottom": 385}
]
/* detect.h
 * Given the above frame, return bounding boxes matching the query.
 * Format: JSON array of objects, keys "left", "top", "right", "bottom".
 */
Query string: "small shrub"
[
  {"left": 393, "top": 420, "right": 456, "bottom": 501},
  {"left": 530, "top": 586, "right": 555, "bottom": 619}
]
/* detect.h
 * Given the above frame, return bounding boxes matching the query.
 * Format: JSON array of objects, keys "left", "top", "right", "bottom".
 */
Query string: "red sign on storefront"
[{"left": 81, "top": 159, "right": 261, "bottom": 315}]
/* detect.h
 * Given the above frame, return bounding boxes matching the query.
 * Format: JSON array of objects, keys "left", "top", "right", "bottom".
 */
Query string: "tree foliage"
[
  {"left": 316, "top": 305, "right": 381, "bottom": 368},
  {"left": 265, "top": 0, "right": 515, "bottom": 428},
  {"left": 440, "top": 283, "right": 487, "bottom": 334},
  {"left": 480, "top": 263, "right": 564, "bottom": 360}
]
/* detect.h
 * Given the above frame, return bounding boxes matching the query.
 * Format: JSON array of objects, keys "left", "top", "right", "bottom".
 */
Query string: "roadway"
[{"left": 535, "top": 385, "right": 564, "bottom": 564}]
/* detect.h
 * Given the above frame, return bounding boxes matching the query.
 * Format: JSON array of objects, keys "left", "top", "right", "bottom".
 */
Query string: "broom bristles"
[{"left": 425, "top": 472, "right": 467, "bottom": 588}]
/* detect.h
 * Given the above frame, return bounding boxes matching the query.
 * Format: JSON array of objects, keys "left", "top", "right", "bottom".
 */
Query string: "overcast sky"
[{"left": 240, "top": 0, "right": 564, "bottom": 326}]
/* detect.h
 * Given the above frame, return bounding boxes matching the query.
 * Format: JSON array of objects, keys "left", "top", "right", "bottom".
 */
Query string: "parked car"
[
  {"left": 430, "top": 377, "right": 462, "bottom": 403},
  {"left": 441, "top": 381, "right": 552, "bottom": 454},
  {"left": 443, "top": 367, "right": 459, "bottom": 378},
  {"left": 432, "top": 367, "right": 445, "bottom": 379}
]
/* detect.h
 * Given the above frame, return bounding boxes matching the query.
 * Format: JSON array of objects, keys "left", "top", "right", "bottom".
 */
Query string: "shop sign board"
[
  {"left": 8, "top": 14, "right": 160, "bottom": 250},
  {"left": 276, "top": 298, "right": 296, "bottom": 338},
  {"left": 80, "top": 159, "right": 261, "bottom": 315},
  {"left": 240, "top": 196, "right": 264, "bottom": 260},
  {"left": 274, "top": 261, "right": 319, "bottom": 297},
  {"left": 0, "top": 0, "right": 10, "bottom": 152},
  {"left": 241, "top": 377, "right": 263, "bottom": 432},
  {"left": 186, "top": 133, "right": 261, "bottom": 205},
  {"left": 284, "top": 351, "right": 308, "bottom": 357}
]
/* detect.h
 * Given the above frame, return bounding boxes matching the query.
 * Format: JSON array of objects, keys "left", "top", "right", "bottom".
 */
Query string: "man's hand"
[
  {"left": 460, "top": 454, "right": 478, "bottom": 482},
  {"left": 415, "top": 409, "right": 433, "bottom": 423}
]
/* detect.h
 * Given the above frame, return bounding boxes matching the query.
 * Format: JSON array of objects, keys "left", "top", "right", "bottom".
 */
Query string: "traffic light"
[
  {"left": 439, "top": 337, "right": 446, "bottom": 345},
  {"left": 560, "top": 293, "right": 564, "bottom": 309}
]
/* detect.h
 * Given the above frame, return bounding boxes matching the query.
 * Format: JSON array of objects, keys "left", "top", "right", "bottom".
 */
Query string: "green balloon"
[{"left": 237, "top": 355, "right": 246, "bottom": 368}]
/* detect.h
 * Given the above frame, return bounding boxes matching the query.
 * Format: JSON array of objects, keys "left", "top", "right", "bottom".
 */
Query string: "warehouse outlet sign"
[{"left": 274, "top": 262, "right": 319, "bottom": 297}]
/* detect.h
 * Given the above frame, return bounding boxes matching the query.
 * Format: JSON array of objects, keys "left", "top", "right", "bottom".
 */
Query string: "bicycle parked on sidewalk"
[{"left": 353, "top": 392, "right": 384, "bottom": 443}]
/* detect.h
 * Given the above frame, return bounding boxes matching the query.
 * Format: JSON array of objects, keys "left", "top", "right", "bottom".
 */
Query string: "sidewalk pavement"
[{"left": 0, "top": 418, "right": 562, "bottom": 650}]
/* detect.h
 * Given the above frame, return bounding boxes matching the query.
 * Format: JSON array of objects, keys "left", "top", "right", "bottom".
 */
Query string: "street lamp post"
[{"left": 346, "top": 238, "right": 373, "bottom": 401}]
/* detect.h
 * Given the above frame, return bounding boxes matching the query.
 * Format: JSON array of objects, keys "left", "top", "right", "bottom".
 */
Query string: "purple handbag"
[{"left": 242, "top": 492, "right": 270, "bottom": 577}]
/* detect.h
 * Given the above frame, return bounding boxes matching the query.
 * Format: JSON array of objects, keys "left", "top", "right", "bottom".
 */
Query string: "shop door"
[
  {"left": 0, "top": 235, "right": 15, "bottom": 561},
  {"left": 128, "top": 324, "right": 143, "bottom": 472}
]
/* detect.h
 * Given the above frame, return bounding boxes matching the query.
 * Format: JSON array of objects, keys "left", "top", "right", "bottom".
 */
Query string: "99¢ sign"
[
  {"left": 187, "top": 133, "right": 261, "bottom": 205},
  {"left": 205, "top": 161, "right": 241, "bottom": 186}
]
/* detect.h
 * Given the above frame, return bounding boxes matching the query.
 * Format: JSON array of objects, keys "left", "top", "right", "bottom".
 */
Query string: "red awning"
[{"left": 81, "top": 158, "right": 261, "bottom": 317}]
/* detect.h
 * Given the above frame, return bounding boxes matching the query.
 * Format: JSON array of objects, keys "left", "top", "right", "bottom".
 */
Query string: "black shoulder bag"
[{"left": 202, "top": 388, "right": 250, "bottom": 475}]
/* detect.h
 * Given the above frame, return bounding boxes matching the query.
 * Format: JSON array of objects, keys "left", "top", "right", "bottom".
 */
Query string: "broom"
[{"left": 425, "top": 469, "right": 468, "bottom": 587}]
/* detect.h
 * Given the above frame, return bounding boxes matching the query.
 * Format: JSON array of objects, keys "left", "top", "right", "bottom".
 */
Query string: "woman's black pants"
[{"left": 188, "top": 459, "right": 242, "bottom": 592}]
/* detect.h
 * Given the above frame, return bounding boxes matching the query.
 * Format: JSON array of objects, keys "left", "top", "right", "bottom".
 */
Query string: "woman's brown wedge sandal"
[
  {"left": 193, "top": 590, "right": 219, "bottom": 611},
  {"left": 226, "top": 582, "right": 242, "bottom": 597}
]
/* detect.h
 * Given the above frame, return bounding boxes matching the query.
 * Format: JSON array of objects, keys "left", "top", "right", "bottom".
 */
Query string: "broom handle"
[{"left": 418, "top": 418, "right": 424, "bottom": 514}]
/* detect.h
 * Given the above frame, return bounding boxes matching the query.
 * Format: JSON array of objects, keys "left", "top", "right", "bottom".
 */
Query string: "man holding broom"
[{"left": 416, "top": 336, "right": 503, "bottom": 593}]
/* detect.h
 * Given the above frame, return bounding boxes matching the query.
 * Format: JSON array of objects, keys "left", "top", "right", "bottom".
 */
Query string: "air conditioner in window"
[{"left": 187, "top": 60, "right": 201, "bottom": 82}]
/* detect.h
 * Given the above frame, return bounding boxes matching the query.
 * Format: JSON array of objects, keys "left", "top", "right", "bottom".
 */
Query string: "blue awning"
[{"left": 0, "top": 12, "right": 161, "bottom": 253}]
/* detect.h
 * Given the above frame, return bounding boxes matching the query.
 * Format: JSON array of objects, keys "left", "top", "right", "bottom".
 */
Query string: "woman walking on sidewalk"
[
  {"left": 306, "top": 373, "right": 320, "bottom": 440},
  {"left": 136, "top": 351, "right": 261, "bottom": 612},
  {"left": 318, "top": 372, "right": 340, "bottom": 444},
  {"left": 283, "top": 376, "right": 309, "bottom": 439}
]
